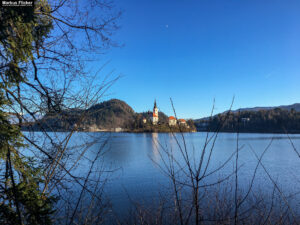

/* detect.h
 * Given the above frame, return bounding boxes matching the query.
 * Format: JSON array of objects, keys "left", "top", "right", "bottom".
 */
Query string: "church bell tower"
[{"left": 152, "top": 100, "right": 159, "bottom": 125}]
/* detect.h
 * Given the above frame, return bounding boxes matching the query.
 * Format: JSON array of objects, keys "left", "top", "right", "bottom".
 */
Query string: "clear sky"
[{"left": 96, "top": 0, "right": 300, "bottom": 119}]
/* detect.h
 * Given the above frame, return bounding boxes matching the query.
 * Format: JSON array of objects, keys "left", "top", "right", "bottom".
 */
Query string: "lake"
[{"left": 26, "top": 132, "right": 300, "bottom": 223}]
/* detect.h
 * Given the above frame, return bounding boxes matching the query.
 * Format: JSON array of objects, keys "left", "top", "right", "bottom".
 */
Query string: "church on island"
[
  {"left": 143, "top": 100, "right": 188, "bottom": 127},
  {"left": 151, "top": 100, "right": 159, "bottom": 125}
]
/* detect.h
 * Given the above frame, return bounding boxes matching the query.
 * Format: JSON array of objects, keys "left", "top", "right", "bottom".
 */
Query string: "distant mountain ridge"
[
  {"left": 194, "top": 103, "right": 300, "bottom": 122},
  {"left": 231, "top": 103, "right": 300, "bottom": 113},
  {"left": 194, "top": 102, "right": 300, "bottom": 133}
]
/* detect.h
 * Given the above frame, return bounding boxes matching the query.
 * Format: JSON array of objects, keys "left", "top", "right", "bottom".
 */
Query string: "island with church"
[{"left": 128, "top": 100, "right": 197, "bottom": 133}]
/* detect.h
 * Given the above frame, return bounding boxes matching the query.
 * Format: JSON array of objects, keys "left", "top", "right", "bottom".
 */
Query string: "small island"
[{"left": 127, "top": 100, "right": 196, "bottom": 133}]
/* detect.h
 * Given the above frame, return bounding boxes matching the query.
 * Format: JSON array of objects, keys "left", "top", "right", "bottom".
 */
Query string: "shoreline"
[{"left": 21, "top": 128, "right": 300, "bottom": 134}]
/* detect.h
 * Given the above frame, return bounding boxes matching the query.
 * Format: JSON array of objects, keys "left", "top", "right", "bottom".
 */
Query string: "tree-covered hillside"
[
  {"left": 25, "top": 99, "right": 136, "bottom": 131},
  {"left": 85, "top": 99, "right": 136, "bottom": 129},
  {"left": 195, "top": 108, "right": 300, "bottom": 133}
]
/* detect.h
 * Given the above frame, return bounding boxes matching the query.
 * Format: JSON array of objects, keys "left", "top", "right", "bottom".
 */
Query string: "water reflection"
[
  {"left": 38, "top": 132, "right": 300, "bottom": 219},
  {"left": 151, "top": 133, "right": 160, "bottom": 163}
]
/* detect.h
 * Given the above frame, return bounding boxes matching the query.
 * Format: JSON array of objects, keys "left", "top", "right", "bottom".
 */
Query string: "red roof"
[
  {"left": 169, "top": 116, "right": 176, "bottom": 120},
  {"left": 178, "top": 119, "right": 186, "bottom": 122},
  {"left": 153, "top": 113, "right": 158, "bottom": 117}
]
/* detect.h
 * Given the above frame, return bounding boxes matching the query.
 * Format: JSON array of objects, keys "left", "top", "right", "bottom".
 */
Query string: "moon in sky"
[{"left": 166, "top": 24, "right": 169, "bottom": 28}]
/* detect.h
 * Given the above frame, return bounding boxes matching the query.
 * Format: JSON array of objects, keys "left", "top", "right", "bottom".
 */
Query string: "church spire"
[{"left": 152, "top": 99, "right": 159, "bottom": 125}]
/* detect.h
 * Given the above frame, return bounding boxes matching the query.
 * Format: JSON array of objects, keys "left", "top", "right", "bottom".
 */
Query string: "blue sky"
[{"left": 95, "top": 0, "right": 300, "bottom": 119}]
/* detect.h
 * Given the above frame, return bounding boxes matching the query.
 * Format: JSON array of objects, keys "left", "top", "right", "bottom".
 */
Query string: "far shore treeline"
[
  {"left": 19, "top": 99, "right": 300, "bottom": 133},
  {"left": 195, "top": 107, "right": 300, "bottom": 134}
]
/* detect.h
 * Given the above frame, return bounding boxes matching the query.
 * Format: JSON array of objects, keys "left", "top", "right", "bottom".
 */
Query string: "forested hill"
[
  {"left": 85, "top": 99, "right": 136, "bottom": 129},
  {"left": 24, "top": 99, "right": 136, "bottom": 131},
  {"left": 194, "top": 106, "right": 300, "bottom": 133}
]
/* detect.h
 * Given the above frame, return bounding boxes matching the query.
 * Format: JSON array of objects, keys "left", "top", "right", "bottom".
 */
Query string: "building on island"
[
  {"left": 168, "top": 116, "right": 177, "bottom": 126},
  {"left": 151, "top": 100, "right": 159, "bottom": 125},
  {"left": 178, "top": 119, "right": 187, "bottom": 126}
]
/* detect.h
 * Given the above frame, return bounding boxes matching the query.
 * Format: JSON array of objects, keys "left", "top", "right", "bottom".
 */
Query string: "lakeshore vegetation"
[{"left": 195, "top": 107, "right": 300, "bottom": 133}]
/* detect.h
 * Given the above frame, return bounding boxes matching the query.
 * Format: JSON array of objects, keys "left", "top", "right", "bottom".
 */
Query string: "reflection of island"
[{"left": 151, "top": 133, "right": 160, "bottom": 162}]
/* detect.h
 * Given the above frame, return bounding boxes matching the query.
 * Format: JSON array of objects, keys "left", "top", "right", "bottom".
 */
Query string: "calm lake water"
[
  {"left": 68, "top": 132, "right": 300, "bottom": 215},
  {"left": 26, "top": 132, "right": 300, "bottom": 220}
]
